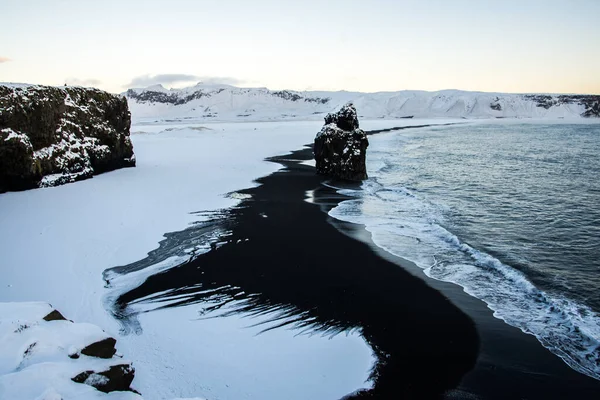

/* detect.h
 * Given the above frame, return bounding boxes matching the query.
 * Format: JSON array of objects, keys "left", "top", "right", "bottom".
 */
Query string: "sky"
[{"left": 1, "top": 0, "right": 599, "bottom": 94}]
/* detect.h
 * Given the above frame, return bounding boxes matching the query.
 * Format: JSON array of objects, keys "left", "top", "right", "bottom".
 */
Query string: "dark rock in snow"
[
  {"left": 0, "top": 84, "right": 136, "bottom": 193},
  {"left": 523, "top": 93, "right": 600, "bottom": 117},
  {"left": 42, "top": 309, "right": 67, "bottom": 321},
  {"left": 72, "top": 364, "right": 135, "bottom": 393},
  {"left": 323, "top": 104, "right": 360, "bottom": 131},
  {"left": 81, "top": 337, "right": 117, "bottom": 359},
  {"left": 490, "top": 97, "right": 502, "bottom": 111},
  {"left": 314, "top": 103, "right": 369, "bottom": 181}
]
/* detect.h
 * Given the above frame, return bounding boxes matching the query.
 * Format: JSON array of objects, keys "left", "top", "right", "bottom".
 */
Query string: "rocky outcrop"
[
  {"left": 0, "top": 84, "right": 136, "bottom": 193},
  {"left": 314, "top": 103, "right": 369, "bottom": 181},
  {"left": 72, "top": 364, "right": 135, "bottom": 393},
  {"left": 0, "top": 302, "right": 140, "bottom": 398},
  {"left": 125, "top": 84, "right": 330, "bottom": 106},
  {"left": 523, "top": 94, "right": 600, "bottom": 116},
  {"left": 42, "top": 309, "right": 67, "bottom": 321},
  {"left": 81, "top": 337, "right": 118, "bottom": 359},
  {"left": 272, "top": 90, "right": 330, "bottom": 104}
]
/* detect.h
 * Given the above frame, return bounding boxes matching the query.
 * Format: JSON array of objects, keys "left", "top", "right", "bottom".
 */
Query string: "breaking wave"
[{"left": 328, "top": 123, "right": 600, "bottom": 380}]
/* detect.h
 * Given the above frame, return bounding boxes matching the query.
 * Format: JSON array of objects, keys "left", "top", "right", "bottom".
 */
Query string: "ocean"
[{"left": 329, "top": 121, "right": 600, "bottom": 380}]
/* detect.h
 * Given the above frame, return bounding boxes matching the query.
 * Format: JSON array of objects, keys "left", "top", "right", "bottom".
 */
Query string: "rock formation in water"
[
  {"left": 0, "top": 84, "right": 136, "bottom": 193},
  {"left": 314, "top": 103, "right": 369, "bottom": 181}
]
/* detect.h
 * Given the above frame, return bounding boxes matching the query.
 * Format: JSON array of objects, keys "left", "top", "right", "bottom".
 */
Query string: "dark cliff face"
[
  {"left": 523, "top": 94, "right": 600, "bottom": 117},
  {"left": 0, "top": 84, "right": 135, "bottom": 193},
  {"left": 271, "top": 90, "right": 330, "bottom": 104},
  {"left": 125, "top": 87, "right": 226, "bottom": 105},
  {"left": 314, "top": 103, "right": 369, "bottom": 181}
]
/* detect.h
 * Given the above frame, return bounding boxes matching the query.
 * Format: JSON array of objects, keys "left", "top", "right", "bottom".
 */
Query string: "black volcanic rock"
[
  {"left": 314, "top": 103, "right": 369, "bottom": 181},
  {"left": 324, "top": 103, "right": 360, "bottom": 131},
  {"left": 81, "top": 337, "right": 118, "bottom": 359},
  {"left": 42, "top": 309, "right": 67, "bottom": 321},
  {"left": 0, "top": 84, "right": 136, "bottom": 192},
  {"left": 72, "top": 364, "right": 135, "bottom": 393}
]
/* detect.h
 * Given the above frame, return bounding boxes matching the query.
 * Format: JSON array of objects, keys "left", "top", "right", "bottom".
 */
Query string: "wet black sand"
[{"left": 111, "top": 130, "right": 600, "bottom": 399}]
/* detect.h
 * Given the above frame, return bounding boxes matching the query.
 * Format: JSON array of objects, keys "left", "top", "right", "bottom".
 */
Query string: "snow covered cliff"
[
  {"left": 125, "top": 83, "right": 600, "bottom": 122},
  {"left": 0, "top": 84, "right": 135, "bottom": 193}
]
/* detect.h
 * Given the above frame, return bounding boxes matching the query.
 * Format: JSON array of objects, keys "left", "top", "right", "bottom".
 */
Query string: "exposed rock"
[
  {"left": 0, "top": 84, "right": 136, "bottom": 193},
  {"left": 272, "top": 90, "right": 330, "bottom": 104},
  {"left": 72, "top": 364, "right": 135, "bottom": 393},
  {"left": 126, "top": 84, "right": 330, "bottom": 106},
  {"left": 1, "top": 301, "right": 140, "bottom": 397},
  {"left": 314, "top": 103, "right": 369, "bottom": 181},
  {"left": 523, "top": 94, "right": 600, "bottom": 116},
  {"left": 490, "top": 97, "right": 502, "bottom": 111},
  {"left": 81, "top": 337, "right": 117, "bottom": 359},
  {"left": 42, "top": 309, "right": 67, "bottom": 321},
  {"left": 324, "top": 104, "right": 360, "bottom": 131}
]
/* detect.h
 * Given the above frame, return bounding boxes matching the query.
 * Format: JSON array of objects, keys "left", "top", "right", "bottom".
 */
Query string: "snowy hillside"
[{"left": 125, "top": 83, "right": 600, "bottom": 122}]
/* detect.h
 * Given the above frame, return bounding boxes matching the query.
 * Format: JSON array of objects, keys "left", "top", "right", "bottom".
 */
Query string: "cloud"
[
  {"left": 0, "top": 57, "right": 11, "bottom": 63},
  {"left": 65, "top": 77, "right": 102, "bottom": 87},
  {"left": 125, "top": 74, "right": 244, "bottom": 88},
  {"left": 200, "top": 76, "right": 246, "bottom": 86}
]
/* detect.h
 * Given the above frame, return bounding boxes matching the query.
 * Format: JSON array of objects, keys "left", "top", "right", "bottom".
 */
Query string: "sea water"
[{"left": 329, "top": 121, "right": 600, "bottom": 380}]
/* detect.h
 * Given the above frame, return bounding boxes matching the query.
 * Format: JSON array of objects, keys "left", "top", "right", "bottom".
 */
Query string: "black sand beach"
[{"left": 111, "top": 131, "right": 600, "bottom": 399}]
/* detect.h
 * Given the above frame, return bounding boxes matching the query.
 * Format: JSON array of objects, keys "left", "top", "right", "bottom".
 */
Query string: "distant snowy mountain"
[{"left": 124, "top": 83, "right": 600, "bottom": 122}]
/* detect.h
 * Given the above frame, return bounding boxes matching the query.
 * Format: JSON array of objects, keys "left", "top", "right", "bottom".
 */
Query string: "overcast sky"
[{"left": 1, "top": 0, "right": 599, "bottom": 94}]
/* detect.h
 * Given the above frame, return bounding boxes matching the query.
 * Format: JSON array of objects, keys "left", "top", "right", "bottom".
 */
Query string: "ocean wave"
[{"left": 328, "top": 181, "right": 600, "bottom": 381}]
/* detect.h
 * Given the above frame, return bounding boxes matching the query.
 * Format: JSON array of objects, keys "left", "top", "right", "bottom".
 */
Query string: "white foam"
[{"left": 328, "top": 168, "right": 600, "bottom": 381}]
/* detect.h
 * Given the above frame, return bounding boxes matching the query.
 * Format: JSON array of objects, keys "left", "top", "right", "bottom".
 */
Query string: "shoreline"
[
  {"left": 113, "top": 144, "right": 479, "bottom": 398},
  {"left": 299, "top": 142, "right": 600, "bottom": 398},
  {"left": 330, "top": 211, "right": 600, "bottom": 399},
  {"left": 300, "top": 142, "right": 600, "bottom": 397},
  {"left": 113, "top": 131, "right": 600, "bottom": 398},
  {"left": 310, "top": 134, "right": 600, "bottom": 398}
]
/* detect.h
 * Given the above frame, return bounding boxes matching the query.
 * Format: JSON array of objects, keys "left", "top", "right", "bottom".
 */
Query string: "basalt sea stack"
[
  {"left": 0, "top": 84, "right": 136, "bottom": 193},
  {"left": 314, "top": 103, "right": 368, "bottom": 181}
]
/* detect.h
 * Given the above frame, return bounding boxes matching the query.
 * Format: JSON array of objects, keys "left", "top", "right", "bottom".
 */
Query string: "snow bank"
[{"left": 0, "top": 302, "right": 140, "bottom": 400}]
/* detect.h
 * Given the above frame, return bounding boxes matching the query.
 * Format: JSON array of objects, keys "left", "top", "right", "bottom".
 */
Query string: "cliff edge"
[{"left": 0, "top": 84, "right": 135, "bottom": 193}]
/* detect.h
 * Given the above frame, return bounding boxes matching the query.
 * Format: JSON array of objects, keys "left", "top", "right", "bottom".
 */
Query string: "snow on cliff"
[
  {"left": 125, "top": 83, "right": 600, "bottom": 122},
  {"left": 0, "top": 83, "right": 135, "bottom": 193}
]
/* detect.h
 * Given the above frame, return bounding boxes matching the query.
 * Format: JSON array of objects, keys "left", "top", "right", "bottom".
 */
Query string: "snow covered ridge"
[
  {"left": 0, "top": 302, "right": 141, "bottom": 399},
  {"left": 0, "top": 83, "right": 135, "bottom": 193},
  {"left": 126, "top": 83, "right": 330, "bottom": 107},
  {"left": 125, "top": 83, "right": 600, "bottom": 122}
]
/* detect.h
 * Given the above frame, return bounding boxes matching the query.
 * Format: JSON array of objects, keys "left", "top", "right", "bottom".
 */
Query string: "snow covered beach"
[
  {"left": 2, "top": 117, "right": 600, "bottom": 399},
  {"left": 0, "top": 119, "right": 418, "bottom": 399}
]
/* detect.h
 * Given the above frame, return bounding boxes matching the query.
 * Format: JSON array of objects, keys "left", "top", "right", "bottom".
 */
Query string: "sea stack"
[
  {"left": 0, "top": 84, "right": 136, "bottom": 193},
  {"left": 314, "top": 103, "right": 369, "bottom": 181}
]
